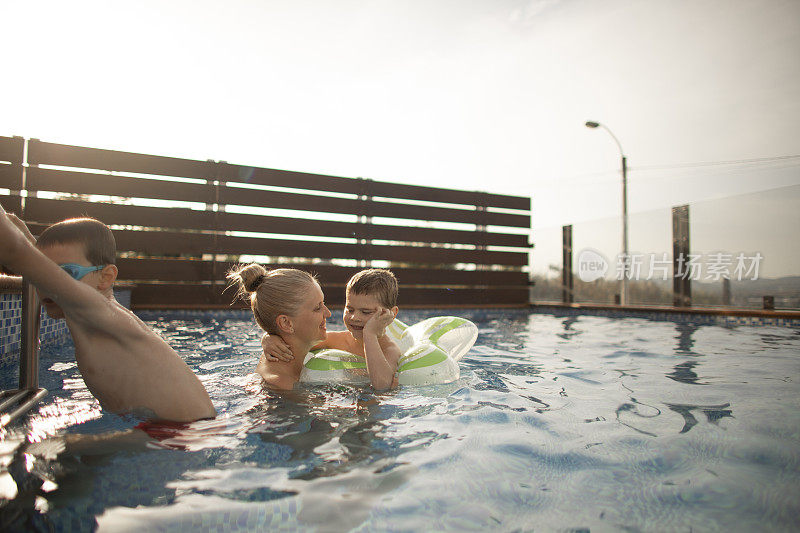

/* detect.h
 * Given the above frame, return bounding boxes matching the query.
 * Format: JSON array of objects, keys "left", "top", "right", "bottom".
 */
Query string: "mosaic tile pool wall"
[{"left": 0, "top": 290, "right": 131, "bottom": 358}]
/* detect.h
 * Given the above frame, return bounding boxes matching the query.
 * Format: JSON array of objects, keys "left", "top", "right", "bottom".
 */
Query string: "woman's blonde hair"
[{"left": 227, "top": 264, "right": 318, "bottom": 335}]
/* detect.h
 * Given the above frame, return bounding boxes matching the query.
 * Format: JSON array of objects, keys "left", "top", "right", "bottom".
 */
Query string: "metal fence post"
[
  {"left": 356, "top": 178, "right": 373, "bottom": 268},
  {"left": 672, "top": 205, "right": 691, "bottom": 307},
  {"left": 562, "top": 225, "right": 573, "bottom": 304},
  {"left": 722, "top": 278, "right": 731, "bottom": 306}
]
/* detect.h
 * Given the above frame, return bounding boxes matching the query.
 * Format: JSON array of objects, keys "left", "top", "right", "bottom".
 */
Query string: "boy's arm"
[
  {"left": 380, "top": 334, "right": 402, "bottom": 389},
  {"left": 261, "top": 332, "right": 294, "bottom": 362},
  {"left": 381, "top": 337, "right": 403, "bottom": 369},
  {"left": 312, "top": 330, "right": 349, "bottom": 351},
  {"left": 0, "top": 206, "right": 124, "bottom": 333},
  {"left": 7, "top": 212, "right": 36, "bottom": 244},
  {"left": 261, "top": 330, "right": 354, "bottom": 361},
  {"left": 362, "top": 308, "right": 399, "bottom": 390}
]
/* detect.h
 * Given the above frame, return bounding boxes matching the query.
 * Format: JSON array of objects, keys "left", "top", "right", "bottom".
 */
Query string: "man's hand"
[
  {"left": 261, "top": 332, "right": 294, "bottom": 362},
  {"left": 0, "top": 204, "right": 29, "bottom": 270},
  {"left": 7, "top": 212, "right": 36, "bottom": 244}
]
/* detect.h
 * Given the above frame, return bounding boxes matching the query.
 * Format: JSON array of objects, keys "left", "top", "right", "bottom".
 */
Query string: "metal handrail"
[
  {"left": 0, "top": 389, "right": 47, "bottom": 427},
  {"left": 0, "top": 277, "right": 47, "bottom": 428},
  {"left": 19, "top": 278, "right": 41, "bottom": 389}
]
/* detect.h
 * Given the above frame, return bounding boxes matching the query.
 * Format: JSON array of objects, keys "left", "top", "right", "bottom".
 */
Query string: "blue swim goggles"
[{"left": 59, "top": 263, "right": 105, "bottom": 280}]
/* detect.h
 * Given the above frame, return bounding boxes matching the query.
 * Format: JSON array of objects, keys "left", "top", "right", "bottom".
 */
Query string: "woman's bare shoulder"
[
  {"left": 257, "top": 358, "right": 298, "bottom": 390},
  {"left": 260, "top": 372, "right": 297, "bottom": 391}
]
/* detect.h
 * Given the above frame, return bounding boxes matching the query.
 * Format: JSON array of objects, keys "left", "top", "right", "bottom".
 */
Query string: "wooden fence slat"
[
  {"left": 221, "top": 163, "right": 529, "bottom": 210},
  {"left": 396, "top": 287, "right": 530, "bottom": 306},
  {"left": 26, "top": 167, "right": 215, "bottom": 204},
  {"left": 25, "top": 196, "right": 355, "bottom": 237},
  {"left": 129, "top": 283, "right": 529, "bottom": 308},
  {"left": 219, "top": 164, "right": 361, "bottom": 196},
  {"left": 0, "top": 166, "right": 23, "bottom": 191},
  {"left": 217, "top": 212, "right": 529, "bottom": 247},
  {"left": 290, "top": 265, "right": 529, "bottom": 287},
  {"left": 24, "top": 197, "right": 528, "bottom": 247},
  {"left": 0, "top": 136, "right": 24, "bottom": 165},
  {"left": 27, "top": 140, "right": 216, "bottom": 181},
  {"left": 219, "top": 186, "right": 529, "bottom": 228},
  {"left": 365, "top": 181, "right": 531, "bottom": 212},
  {"left": 0, "top": 194, "right": 22, "bottom": 215},
  {"left": 116, "top": 257, "right": 529, "bottom": 286},
  {"left": 116, "top": 258, "right": 217, "bottom": 282},
  {"left": 215, "top": 207, "right": 528, "bottom": 247},
  {"left": 24, "top": 197, "right": 216, "bottom": 231},
  {"left": 362, "top": 224, "right": 528, "bottom": 248},
  {"left": 130, "top": 284, "right": 233, "bottom": 308},
  {"left": 112, "top": 229, "right": 528, "bottom": 266},
  {"left": 218, "top": 186, "right": 358, "bottom": 217},
  {"left": 366, "top": 199, "right": 529, "bottom": 228}
]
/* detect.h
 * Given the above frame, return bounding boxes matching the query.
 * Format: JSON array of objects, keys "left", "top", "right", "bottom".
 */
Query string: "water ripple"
[{"left": 2, "top": 310, "right": 798, "bottom": 532}]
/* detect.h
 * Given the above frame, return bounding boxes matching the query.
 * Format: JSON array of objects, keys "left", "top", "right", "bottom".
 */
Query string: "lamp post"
[{"left": 585, "top": 120, "right": 628, "bottom": 305}]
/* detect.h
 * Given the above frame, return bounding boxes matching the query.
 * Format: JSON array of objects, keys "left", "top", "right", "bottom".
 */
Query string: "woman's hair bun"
[
  {"left": 227, "top": 263, "right": 268, "bottom": 294},
  {"left": 225, "top": 266, "right": 318, "bottom": 335}
]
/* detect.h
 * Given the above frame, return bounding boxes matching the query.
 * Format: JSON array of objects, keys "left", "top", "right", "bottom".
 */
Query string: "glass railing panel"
[
  {"left": 530, "top": 225, "right": 565, "bottom": 303},
  {"left": 571, "top": 216, "right": 618, "bottom": 304},
  {"left": 531, "top": 185, "right": 799, "bottom": 310},
  {"left": 690, "top": 184, "right": 800, "bottom": 310},
  {"left": 625, "top": 207, "right": 673, "bottom": 306}
]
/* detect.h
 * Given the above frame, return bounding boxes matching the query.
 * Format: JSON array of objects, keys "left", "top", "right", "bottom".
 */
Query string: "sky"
[{"left": 2, "top": 0, "right": 799, "bottom": 275}]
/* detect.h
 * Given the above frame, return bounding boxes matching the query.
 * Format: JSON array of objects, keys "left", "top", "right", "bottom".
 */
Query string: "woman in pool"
[{"left": 228, "top": 264, "right": 332, "bottom": 389}]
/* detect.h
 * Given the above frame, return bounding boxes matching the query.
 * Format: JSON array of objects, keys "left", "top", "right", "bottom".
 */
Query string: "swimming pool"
[{"left": 1, "top": 309, "right": 799, "bottom": 531}]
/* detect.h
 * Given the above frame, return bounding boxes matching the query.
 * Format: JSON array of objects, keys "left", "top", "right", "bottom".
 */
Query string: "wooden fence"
[{"left": 0, "top": 135, "right": 531, "bottom": 308}]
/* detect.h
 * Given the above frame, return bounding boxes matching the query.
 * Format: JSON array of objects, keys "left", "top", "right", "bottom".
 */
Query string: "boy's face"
[
  {"left": 344, "top": 291, "right": 396, "bottom": 339},
  {"left": 37, "top": 242, "right": 103, "bottom": 319}
]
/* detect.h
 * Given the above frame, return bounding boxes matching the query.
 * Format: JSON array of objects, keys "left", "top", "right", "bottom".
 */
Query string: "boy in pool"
[
  {"left": 0, "top": 204, "right": 216, "bottom": 422},
  {"left": 261, "top": 268, "right": 402, "bottom": 390}
]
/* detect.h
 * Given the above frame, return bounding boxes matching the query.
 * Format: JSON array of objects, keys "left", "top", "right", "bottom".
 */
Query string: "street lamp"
[{"left": 585, "top": 120, "right": 628, "bottom": 305}]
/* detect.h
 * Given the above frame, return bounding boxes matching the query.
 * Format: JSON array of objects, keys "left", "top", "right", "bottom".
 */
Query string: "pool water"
[{"left": 1, "top": 309, "right": 799, "bottom": 531}]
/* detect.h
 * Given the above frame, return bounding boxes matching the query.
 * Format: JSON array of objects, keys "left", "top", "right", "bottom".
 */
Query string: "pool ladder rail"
[{"left": 0, "top": 278, "right": 48, "bottom": 429}]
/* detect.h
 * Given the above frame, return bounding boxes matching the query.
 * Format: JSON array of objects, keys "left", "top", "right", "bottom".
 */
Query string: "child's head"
[
  {"left": 36, "top": 217, "right": 117, "bottom": 267},
  {"left": 228, "top": 264, "right": 330, "bottom": 343},
  {"left": 344, "top": 269, "right": 399, "bottom": 338},
  {"left": 346, "top": 268, "right": 398, "bottom": 309},
  {"left": 35, "top": 217, "right": 118, "bottom": 318}
]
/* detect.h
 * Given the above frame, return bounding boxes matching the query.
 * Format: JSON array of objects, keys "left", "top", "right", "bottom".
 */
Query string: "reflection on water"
[
  {"left": 665, "top": 403, "right": 734, "bottom": 434},
  {"left": 667, "top": 361, "right": 707, "bottom": 385},
  {"left": 615, "top": 398, "right": 662, "bottom": 437},
  {"left": 557, "top": 316, "right": 580, "bottom": 340},
  {"left": 1, "top": 310, "right": 799, "bottom": 531},
  {"left": 674, "top": 322, "right": 700, "bottom": 355}
]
